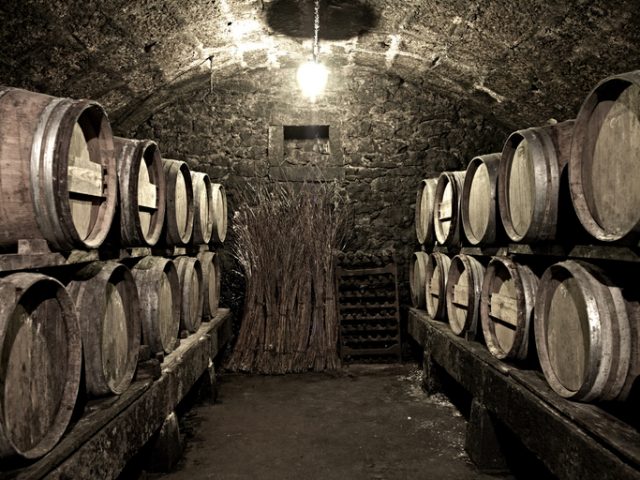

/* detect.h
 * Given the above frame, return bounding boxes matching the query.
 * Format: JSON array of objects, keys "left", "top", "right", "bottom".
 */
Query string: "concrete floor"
[{"left": 141, "top": 364, "right": 505, "bottom": 480}]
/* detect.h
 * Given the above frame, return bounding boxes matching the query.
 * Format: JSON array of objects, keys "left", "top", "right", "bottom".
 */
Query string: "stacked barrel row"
[
  {"left": 0, "top": 86, "right": 227, "bottom": 251},
  {"left": 0, "top": 87, "right": 227, "bottom": 461},
  {"left": 411, "top": 70, "right": 640, "bottom": 405}
]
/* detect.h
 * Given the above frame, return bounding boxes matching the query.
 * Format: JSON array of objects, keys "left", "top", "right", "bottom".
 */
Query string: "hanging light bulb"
[
  {"left": 297, "top": 0, "right": 328, "bottom": 102},
  {"left": 297, "top": 60, "right": 328, "bottom": 102}
]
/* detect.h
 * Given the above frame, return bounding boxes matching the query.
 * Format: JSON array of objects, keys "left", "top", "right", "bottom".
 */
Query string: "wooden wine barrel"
[
  {"left": 415, "top": 179, "right": 437, "bottom": 245},
  {"left": 174, "top": 256, "right": 204, "bottom": 333},
  {"left": 0, "top": 273, "right": 81, "bottom": 459},
  {"left": 534, "top": 261, "right": 639, "bottom": 402},
  {"left": 162, "top": 159, "right": 194, "bottom": 246},
  {"left": 67, "top": 261, "right": 141, "bottom": 396},
  {"left": 113, "top": 137, "right": 166, "bottom": 247},
  {"left": 498, "top": 121, "right": 575, "bottom": 242},
  {"left": 409, "top": 251, "right": 429, "bottom": 308},
  {"left": 130, "top": 256, "right": 181, "bottom": 354},
  {"left": 425, "top": 252, "right": 451, "bottom": 320},
  {"left": 480, "top": 257, "right": 538, "bottom": 361},
  {"left": 191, "top": 172, "right": 214, "bottom": 244},
  {"left": 445, "top": 254, "right": 485, "bottom": 337},
  {"left": 569, "top": 71, "right": 640, "bottom": 242},
  {"left": 434, "top": 171, "right": 465, "bottom": 246},
  {"left": 461, "top": 153, "right": 501, "bottom": 245},
  {"left": 0, "top": 87, "right": 117, "bottom": 251},
  {"left": 197, "top": 251, "right": 221, "bottom": 319},
  {"left": 211, "top": 183, "right": 228, "bottom": 244}
]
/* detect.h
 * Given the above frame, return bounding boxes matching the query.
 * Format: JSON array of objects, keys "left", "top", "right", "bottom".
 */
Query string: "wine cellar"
[{"left": 1, "top": 1, "right": 640, "bottom": 479}]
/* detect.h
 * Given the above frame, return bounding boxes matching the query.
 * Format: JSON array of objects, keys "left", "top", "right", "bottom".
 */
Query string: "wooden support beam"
[
  {"left": 144, "top": 412, "right": 183, "bottom": 473},
  {"left": 465, "top": 399, "right": 509, "bottom": 473}
]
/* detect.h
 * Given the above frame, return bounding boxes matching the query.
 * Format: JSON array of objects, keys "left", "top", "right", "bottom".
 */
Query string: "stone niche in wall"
[{"left": 268, "top": 108, "right": 344, "bottom": 182}]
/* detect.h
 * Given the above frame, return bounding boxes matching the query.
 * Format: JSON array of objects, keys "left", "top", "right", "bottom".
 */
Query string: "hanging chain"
[
  {"left": 209, "top": 56, "right": 214, "bottom": 94},
  {"left": 313, "top": 0, "right": 320, "bottom": 61}
]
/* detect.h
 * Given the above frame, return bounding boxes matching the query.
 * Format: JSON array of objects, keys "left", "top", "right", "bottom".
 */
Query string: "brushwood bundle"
[{"left": 226, "top": 181, "right": 346, "bottom": 373}]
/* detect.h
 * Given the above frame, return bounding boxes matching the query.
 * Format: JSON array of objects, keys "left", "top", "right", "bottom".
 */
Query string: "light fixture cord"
[{"left": 313, "top": 0, "right": 320, "bottom": 61}]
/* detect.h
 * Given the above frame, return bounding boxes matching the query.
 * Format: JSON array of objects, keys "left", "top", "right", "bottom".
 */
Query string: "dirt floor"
[{"left": 133, "top": 363, "right": 512, "bottom": 480}]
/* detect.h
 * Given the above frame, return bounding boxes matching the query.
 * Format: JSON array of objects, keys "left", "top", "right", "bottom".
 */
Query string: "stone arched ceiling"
[{"left": 1, "top": 0, "right": 639, "bottom": 132}]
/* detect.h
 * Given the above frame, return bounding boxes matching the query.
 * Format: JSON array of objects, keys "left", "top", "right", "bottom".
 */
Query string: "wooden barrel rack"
[
  {"left": 408, "top": 308, "right": 640, "bottom": 480},
  {"left": 0, "top": 84, "right": 230, "bottom": 479},
  {"left": 0, "top": 309, "right": 232, "bottom": 479}
]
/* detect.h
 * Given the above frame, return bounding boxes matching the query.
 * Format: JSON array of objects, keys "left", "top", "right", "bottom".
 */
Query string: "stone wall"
[{"left": 130, "top": 66, "right": 508, "bottom": 309}]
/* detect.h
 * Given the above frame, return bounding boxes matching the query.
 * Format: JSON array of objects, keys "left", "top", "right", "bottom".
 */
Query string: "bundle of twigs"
[{"left": 225, "top": 180, "right": 346, "bottom": 374}]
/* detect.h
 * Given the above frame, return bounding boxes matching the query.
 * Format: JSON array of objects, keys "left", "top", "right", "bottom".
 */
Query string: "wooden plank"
[
  {"left": 508, "top": 243, "right": 567, "bottom": 257},
  {"left": 408, "top": 308, "right": 640, "bottom": 480},
  {"left": 452, "top": 284, "right": 469, "bottom": 307},
  {"left": 338, "top": 303, "right": 397, "bottom": 310},
  {"left": 137, "top": 183, "right": 157, "bottom": 210},
  {"left": 460, "top": 246, "right": 506, "bottom": 257},
  {"left": 0, "top": 250, "right": 99, "bottom": 272},
  {"left": 67, "top": 165, "right": 104, "bottom": 198},
  {"left": 336, "top": 265, "right": 394, "bottom": 277},
  {"left": 115, "top": 247, "right": 153, "bottom": 260},
  {"left": 2, "top": 309, "right": 231, "bottom": 480},
  {"left": 488, "top": 293, "right": 518, "bottom": 326},
  {"left": 17, "top": 240, "right": 50, "bottom": 255},
  {"left": 150, "top": 246, "right": 188, "bottom": 258},
  {"left": 509, "top": 369, "right": 640, "bottom": 469},
  {"left": 567, "top": 245, "right": 640, "bottom": 263}
]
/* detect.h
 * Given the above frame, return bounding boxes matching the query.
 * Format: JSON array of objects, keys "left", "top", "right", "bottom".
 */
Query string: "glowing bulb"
[{"left": 296, "top": 61, "right": 328, "bottom": 102}]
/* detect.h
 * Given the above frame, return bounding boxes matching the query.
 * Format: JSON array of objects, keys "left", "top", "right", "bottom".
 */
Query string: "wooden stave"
[
  {"left": 445, "top": 254, "right": 486, "bottom": 337},
  {"left": 197, "top": 251, "right": 221, "bottom": 319},
  {"left": 425, "top": 252, "right": 452, "bottom": 320},
  {"left": 0, "top": 272, "right": 82, "bottom": 460},
  {"left": 433, "top": 171, "right": 466, "bottom": 246},
  {"left": 0, "top": 87, "right": 117, "bottom": 251},
  {"left": 415, "top": 179, "right": 437, "bottom": 245},
  {"left": 569, "top": 70, "right": 640, "bottom": 242},
  {"left": 498, "top": 121, "right": 574, "bottom": 243},
  {"left": 534, "top": 260, "right": 635, "bottom": 402},
  {"left": 461, "top": 153, "right": 501, "bottom": 245},
  {"left": 210, "top": 183, "right": 228, "bottom": 244},
  {"left": 191, "top": 172, "right": 214, "bottom": 245},
  {"left": 129, "top": 256, "right": 181, "bottom": 355},
  {"left": 480, "top": 257, "right": 538, "bottom": 361},
  {"left": 113, "top": 137, "right": 166, "bottom": 247},
  {"left": 67, "top": 261, "right": 141, "bottom": 396},
  {"left": 174, "top": 256, "right": 205, "bottom": 333},
  {"left": 162, "top": 159, "right": 195, "bottom": 246},
  {"left": 409, "top": 251, "right": 429, "bottom": 308}
]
